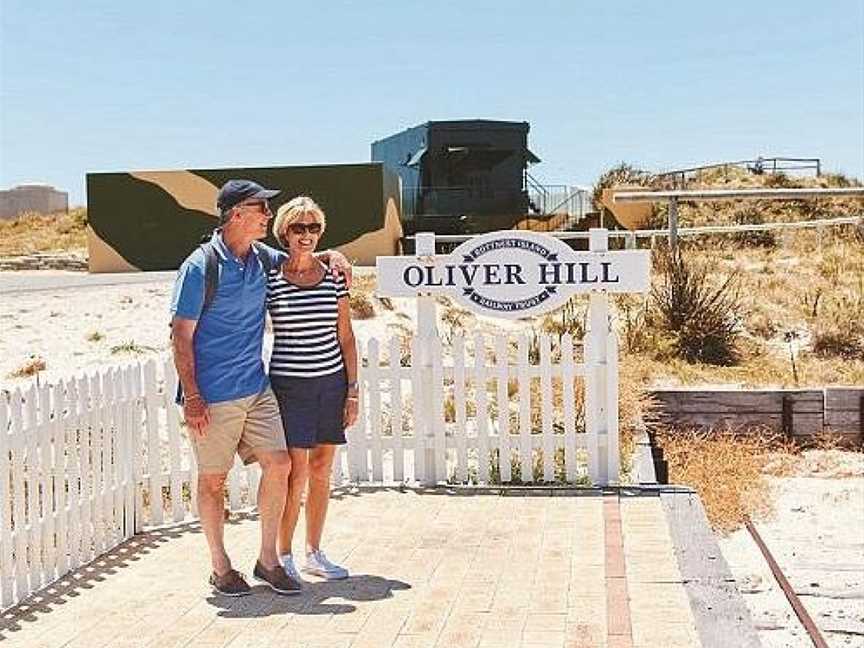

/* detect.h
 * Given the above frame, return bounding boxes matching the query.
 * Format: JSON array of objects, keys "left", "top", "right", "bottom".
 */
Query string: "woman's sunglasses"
[{"left": 287, "top": 222, "right": 323, "bottom": 235}]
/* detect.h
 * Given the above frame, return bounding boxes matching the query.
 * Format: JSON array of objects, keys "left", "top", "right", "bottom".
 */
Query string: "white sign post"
[
  {"left": 375, "top": 228, "right": 650, "bottom": 486},
  {"left": 415, "top": 232, "right": 438, "bottom": 482}
]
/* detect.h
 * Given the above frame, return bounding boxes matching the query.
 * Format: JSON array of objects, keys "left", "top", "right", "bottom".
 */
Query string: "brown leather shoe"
[
  {"left": 209, "top": 569, "right": 251, "bottom": 597},
  {"left": 253, "top": 560, "right": 302, "bottom": 595}
]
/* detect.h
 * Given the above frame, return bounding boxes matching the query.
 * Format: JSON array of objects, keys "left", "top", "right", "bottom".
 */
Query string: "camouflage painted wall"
[{"left": 86, "top": 163, "right": 402, "bottom": 272}]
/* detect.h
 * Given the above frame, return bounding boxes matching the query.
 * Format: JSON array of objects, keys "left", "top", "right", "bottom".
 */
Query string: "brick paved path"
[{"left": 0, "top": 491, "right": 700, "bottom": 648}]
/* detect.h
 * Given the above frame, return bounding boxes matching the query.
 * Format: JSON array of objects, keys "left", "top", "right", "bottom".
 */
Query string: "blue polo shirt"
[{"left": 170, "top": 233, "right": 286, "bottom": 404}]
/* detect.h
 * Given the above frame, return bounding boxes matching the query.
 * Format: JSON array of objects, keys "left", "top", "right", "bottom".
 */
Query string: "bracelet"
[
  {"left": 347, "top": 380, "right": 359, "bottom": 390},
  {"left": 185, "top": 393, "right": 203, "bottom": 403},
  {"left": 346, "top": 396, "right": 359, "bottom": 402}
]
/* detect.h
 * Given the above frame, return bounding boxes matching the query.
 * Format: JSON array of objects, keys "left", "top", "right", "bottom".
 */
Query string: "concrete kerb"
[
  {"left": 662, "top": 490, "right": 763, "bottom": 648},
  {"left": 632, "top": 426, "right": 659, "bottom": 486}
]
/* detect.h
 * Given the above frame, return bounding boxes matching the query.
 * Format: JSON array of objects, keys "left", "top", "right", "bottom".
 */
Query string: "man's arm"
[
  {"left": 171, "top": 318, "right": 200, "bottom": 398},
  {"left": 171, "top": 317, "right": 210, "bottom": 437},
  {"left": 315, "top": 249, "right": 353, "bottom": 288}
]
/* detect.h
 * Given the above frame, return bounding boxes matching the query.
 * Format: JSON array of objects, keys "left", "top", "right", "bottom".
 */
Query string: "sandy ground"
[
  {"left": 2, "top": 271, "right": 863, "bottom": 647},
  {"left": 0, "top": 271, "right": 525, "bottom": 385},
  {"left": 718, "top": 451, "right": 864, "bottom": 648},
  {"left": 1, "top": 279, "right": 176, "bottom": 383}
]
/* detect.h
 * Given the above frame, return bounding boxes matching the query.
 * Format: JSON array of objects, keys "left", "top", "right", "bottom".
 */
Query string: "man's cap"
[{"left": 216, "top": 179, "right": 280, "bottom": 215}]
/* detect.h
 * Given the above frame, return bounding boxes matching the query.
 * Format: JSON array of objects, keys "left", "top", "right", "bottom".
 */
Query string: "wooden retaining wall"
[{"left": 651, "top": 388, "right": 863, "bottom": 444}]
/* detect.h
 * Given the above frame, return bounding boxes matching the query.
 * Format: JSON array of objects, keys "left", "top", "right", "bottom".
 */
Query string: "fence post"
[
  {"left": 586, "top": 228, "right": 612, "bottom": 485},
  {"left": 0, "top": 390, "right": 13, "bottom": 608},
  {"left": 415, "top": 232, "right": 438, "bottom": 484},
  {"left": 667, "top": 197, "right": 679, "bottom": 249}
]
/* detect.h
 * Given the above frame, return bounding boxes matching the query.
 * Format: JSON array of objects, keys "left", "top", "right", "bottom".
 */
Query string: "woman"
[{"left": 267, "top": 196, "right": 358, "bottom": 583}]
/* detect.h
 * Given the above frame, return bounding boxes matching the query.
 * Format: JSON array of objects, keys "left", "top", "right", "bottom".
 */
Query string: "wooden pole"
[{"left": 668, "top": 197, "right": 678, "bottom": 249}]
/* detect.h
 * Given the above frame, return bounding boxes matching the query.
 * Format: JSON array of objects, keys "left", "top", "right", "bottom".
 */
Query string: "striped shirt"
[{"left": 266, "top": 267, "right": 349, "bottom": 378}]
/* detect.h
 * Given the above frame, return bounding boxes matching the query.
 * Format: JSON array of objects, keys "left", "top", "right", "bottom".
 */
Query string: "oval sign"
[{"left": 448, "top": 232, "right": 573, "bottom": 316}]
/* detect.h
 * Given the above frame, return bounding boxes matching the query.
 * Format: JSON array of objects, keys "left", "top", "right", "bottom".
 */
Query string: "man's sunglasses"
[
  {"left": 287, "top": 222, "right": 323, "bottom": 235},
  {"left": 235, "top": 200, "right": 272, "bottom": 214}
]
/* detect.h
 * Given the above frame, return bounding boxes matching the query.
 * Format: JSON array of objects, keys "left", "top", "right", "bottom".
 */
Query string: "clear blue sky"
[{"left": 2, "top": 0, "right": 862, "bottom": 205}]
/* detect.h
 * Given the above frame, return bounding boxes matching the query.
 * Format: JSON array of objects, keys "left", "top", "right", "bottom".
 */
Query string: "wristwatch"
[{"left": 347, "top": 380, "right": 359, "bottom": 391}]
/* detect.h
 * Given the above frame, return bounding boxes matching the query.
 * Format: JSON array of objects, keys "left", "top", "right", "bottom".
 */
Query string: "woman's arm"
[{"left": 336, "top": 297, "right": 359, "bottom": 428}]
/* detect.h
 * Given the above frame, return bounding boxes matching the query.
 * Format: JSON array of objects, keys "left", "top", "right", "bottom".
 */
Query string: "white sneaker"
[
  {"left": 303, "top": 549, "right": 348, "bottom": 580},
  {"left": 279, "top": 554, "right": 304, "bottom": 584}
]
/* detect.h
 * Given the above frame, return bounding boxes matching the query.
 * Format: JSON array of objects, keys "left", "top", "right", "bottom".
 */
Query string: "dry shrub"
[
  {"left": 658, "top": 164, "right": 864, "bottom": 228},
  {"left": 592, "top": 162, "right": 666, "bottom": 228},
  {"left": 440, "top": 305, "right": 471, "bottom": 343},
  {"left": 761, "top": 171, "right": 798, "bottom": 189},
  {"left": 541, "top": 297, "right": 585, "bottom": 341},
  {"left": 85, "top": 330, "right": 105, "bottom": 342},
  {"left": 376, "top": 296, "right": 395, "bottom": 310},
  {"left": 748, "top": 311, "right": 777, "bottom": 340},
  {"left": 812, "top": 329, "right": 864, "bottom": 360},
  {"left": 7, "top": 356, "right": 47, "bottom": 378},
  {"left": 731, "top": 205, "right": 777, "bottom": 248},
  {"left": 398, "top": 337, "right": 412, "bottom": 366},
  {"left": 349, "top": 293, "right": 375, "bottom": 319},
  {"left": 614, "top": 294, "right": 658, "bottom": 355},
  {"left": 0, "top": 208, "right": 88, "bottom": 255},
  {"left": 654, "top": 427, "right": 797, "bottom": 533},
  {"left": 618, "top": 360, "right": 660, "bottom": 468},
  {"left": 811, "top": 285, "right": 864, "bottom": 360},
  {"left": 592, "top": 162, "right": 656, "bottom": 210},
  {"left": 808, "top": 429, "right": 847, "bottom": 451},
  {"left": 110, "top": 340, "right": 154, "bottom": 355},
  {"left": 349, "top": 273, "right": 376, "bottom": 293},
  {"left": 817, "top": 243, "right": 860, "bottom": 283},
  {"left": 648, "top": 247, "right": 743, "bottom": 365}
]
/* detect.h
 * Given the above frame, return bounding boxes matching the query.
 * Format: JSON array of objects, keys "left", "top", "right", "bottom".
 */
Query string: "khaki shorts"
[{"left": 189, "top": 388, "right": 287, "bottom": 474}]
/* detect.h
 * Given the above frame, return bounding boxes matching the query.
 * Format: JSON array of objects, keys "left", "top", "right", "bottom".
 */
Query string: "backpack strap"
[
  {"left": 200, "top": 241, "right": 221, "bottom": 312},
  {"left": 199, "top": 241, "right": 274, "bottom": 313},
  {"left": 251, "top": 241, "right": 274, "bottom": 275},
  {"left": 174, "top": 241, "right": 219, "bottom": 406}
]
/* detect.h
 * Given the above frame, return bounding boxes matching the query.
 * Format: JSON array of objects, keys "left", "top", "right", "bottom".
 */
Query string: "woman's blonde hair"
[{"left": 273, "top": 196, "right": 327, "bottom": 247}]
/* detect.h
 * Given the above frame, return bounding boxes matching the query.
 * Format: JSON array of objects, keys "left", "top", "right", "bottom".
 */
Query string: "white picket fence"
[
  {"left": 350, "top": 330, "right": 617, "bottom": 486},
  {"left": 0, "top": 365, "right": 143, "bottom": 610}
]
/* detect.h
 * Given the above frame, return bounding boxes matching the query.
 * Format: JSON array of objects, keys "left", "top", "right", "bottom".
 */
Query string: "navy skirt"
[{"left": 269, "top": 370, "right": 348, "bottom": 449}]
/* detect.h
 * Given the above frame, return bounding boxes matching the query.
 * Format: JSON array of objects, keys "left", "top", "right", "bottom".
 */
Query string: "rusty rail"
[{"left": 745, "top": 518, "right": 829, "bottom": 648}]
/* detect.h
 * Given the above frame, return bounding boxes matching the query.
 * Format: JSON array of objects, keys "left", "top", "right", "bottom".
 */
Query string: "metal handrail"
[
  {"left": 525, "top": 175, "right": 547, "bottom": 214},
  {"left": 656, "top": 157, "right": 822, "bottom": 181},
  {"left": 546, "top": 187, "right": 590, "bottom": 217}
]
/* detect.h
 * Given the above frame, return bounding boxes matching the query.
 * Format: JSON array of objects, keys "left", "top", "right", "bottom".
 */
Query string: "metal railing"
[
  {"left": 400, "top": 186, "right": 527, "bottom": 221},
  {"left": 656, "top": 157, "right": 822, "bottom": 186},
  {"left": 400, "top": 180, "right": 589, "bottom": 228},
  {"left": 525, "top": 172, "right": 590, "bottom": 224}
]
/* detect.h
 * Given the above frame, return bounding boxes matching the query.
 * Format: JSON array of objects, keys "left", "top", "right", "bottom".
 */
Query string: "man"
[{"left": 170, "top": 179, "right": 349, "bottom": 597}]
